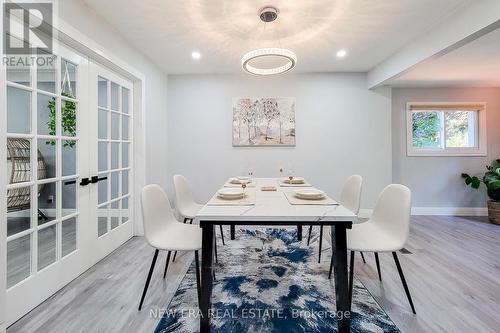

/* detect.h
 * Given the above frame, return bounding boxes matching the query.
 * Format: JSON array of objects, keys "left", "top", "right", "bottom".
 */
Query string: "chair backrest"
[
  {"left": 141, "top": 184, "right": 176, "bottom": 246},
  {"left": 339, "top": 175, "right": 363, "bottom": 215},
  {"left": 371, "top": 184, "right": 412, "bottom": 248},
  {"left": 173, "top": 174, "right": 196, "bottom": 216}
]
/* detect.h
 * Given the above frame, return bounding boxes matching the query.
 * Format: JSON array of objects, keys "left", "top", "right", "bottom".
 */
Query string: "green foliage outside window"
[{"left": 412, "top": 112, "right": 441, "bottom": 148}]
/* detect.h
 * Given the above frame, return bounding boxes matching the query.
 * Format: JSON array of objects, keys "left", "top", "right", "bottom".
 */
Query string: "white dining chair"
[
  {"left": 307, "top": 175, "right": 363, "bottom": 263},
  {"left": 344, "top": 184, "right": 416, "bottom": 314},
  {"left": 138, "top": 184, "right": 202, "bottom": 311},
  {"left": 172, "top": 174, "right": 225, "bottom": 263}
]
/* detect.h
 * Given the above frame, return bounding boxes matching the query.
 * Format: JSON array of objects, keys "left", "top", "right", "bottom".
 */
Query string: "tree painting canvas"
[{"left": 232, "top": 97, "right": 296, "bottom": 146}]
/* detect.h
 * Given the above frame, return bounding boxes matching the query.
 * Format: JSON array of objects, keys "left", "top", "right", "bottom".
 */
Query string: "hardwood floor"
[
  {"left": 355, "top": 215, "right": 500, "bottom": 333},
  {"left": 7, "top": 216, "right": 500, "bottom": 333}
]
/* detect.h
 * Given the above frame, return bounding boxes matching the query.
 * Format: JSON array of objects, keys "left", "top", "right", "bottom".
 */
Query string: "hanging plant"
[{"left": 46, "top": 91, "right": 76, "bottom": 148}]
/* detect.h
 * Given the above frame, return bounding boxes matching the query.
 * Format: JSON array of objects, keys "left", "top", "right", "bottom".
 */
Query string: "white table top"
[{"left": 196, "top": 178, "right": 358, "bottom": 224}]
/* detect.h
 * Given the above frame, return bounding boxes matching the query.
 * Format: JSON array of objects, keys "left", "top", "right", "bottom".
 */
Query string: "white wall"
[
  {"left": 392, "top": 87, "right": 500, "bottom": 209},
  {"left": 166, "top": 73, "right": 392, "bottom": 211}
]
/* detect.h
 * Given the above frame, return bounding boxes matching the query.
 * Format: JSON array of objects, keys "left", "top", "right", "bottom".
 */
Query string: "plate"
[
  {"left": 230, "top": 177, "right": 252, "bottom": 184},
  {"left": 294, "top": 189, "right": 326, "bottom": 200},
  {"left": 217, "top": 188, "right": 245, "bottom": 199},
  {"left": 283, "top": 177, "right": 305, "bottom": 184}
]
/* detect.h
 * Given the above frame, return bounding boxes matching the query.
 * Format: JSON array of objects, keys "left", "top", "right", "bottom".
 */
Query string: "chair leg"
[
  {"left": 307, "top": 225, "right": 313, "bottom": 246},
  {"left": 138, "top": 249, "right": 159, "bottom": 311},
  {"left": 213, "top": 233, "right": 219, "bottom": 263},
  {"left": 348, "top": 251, "right": 355, "bottom": 309},
  {"left": 219, "top": 225, "right": 225, "bottom": 245},
  {"left": 360, "top": 251, "right": 366, "bottom": 263},
  {"left": 374, "top": 252, "right": 382, "bottom": 281},
  {"left": 189, "top": 218, "right": 193, "bottom": 224},
  {"left": 328, "top": 254, "right": 334, "bottom": 279},
  {"left": 194, "top": 251, "right": 201, "bottom": 306},
  {"left": 172, "top": 251, "right": 177, "bottom": 262},
  {"left": 392, "top": 252, "right": 416, "bottom": 314},
  {"left": 317, "top": 225, "right": 324, "bottom": 263},
  {"left": 163, "top": 251, "right": 172, "bottom": 279},
  {"left": 297, "top": 225, "right": 302, "bottom": 241}
]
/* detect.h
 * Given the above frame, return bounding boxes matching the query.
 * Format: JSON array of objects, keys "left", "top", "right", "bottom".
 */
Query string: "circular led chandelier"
[{"left": 241, "top": 7, "right": 297, "bottom": 76}]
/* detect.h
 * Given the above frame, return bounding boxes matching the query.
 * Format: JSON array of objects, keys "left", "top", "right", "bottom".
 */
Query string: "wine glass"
[
  {"left": 241, "top": 180, "right": 247, "bottom": 195},
  {"left": 288, "top": 169, "right": 294, "bottom": 184}
]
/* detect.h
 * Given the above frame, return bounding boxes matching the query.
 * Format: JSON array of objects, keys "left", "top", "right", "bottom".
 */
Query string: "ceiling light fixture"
[
  {"left": 241, "top": 7, "right": 297, "bottom": 76},
  {"left": 336, "top": 49, "right": 347, "bottom": 58},
  {"left": 191, "top": 51, "right": 201, "bottom": 60}
]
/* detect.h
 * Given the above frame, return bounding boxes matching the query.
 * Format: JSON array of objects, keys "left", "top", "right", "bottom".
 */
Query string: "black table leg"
[
  {"left": 332, "top": 225, "right": 351, "bottom": 333},
  {"left": 200, "top": 224, "right": 214, "bottom": 333},
  {"left": 230, "top": 225, "right": 235, "bottom": 240},
  {"left": 297, "top": 225, "right": 302, "bottom": 241}
]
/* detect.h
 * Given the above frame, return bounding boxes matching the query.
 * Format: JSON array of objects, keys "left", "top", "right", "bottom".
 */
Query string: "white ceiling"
[
  {"left": 389, "top": 27, "right": 500, "bottom": 87},
  {"left": 82, "top": 0, "right": 473, "bottom": 75}
]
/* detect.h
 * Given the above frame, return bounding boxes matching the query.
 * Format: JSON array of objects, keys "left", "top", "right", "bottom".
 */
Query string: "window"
[{"left": 407, "top": 103, "right": 487, "bottom": 156}]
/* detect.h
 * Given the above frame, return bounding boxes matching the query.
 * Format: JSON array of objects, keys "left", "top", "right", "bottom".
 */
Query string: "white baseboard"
[
  {"left": 359, "top": 207, "right": 488, "bottom": 218},
  {"left": 411, "top": 207, "right": 488, "bottom": 216}
]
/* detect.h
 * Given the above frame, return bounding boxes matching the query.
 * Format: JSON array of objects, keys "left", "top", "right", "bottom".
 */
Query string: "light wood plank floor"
[{"left": 7, "top": 216, "right": 500, "bottom": 333}]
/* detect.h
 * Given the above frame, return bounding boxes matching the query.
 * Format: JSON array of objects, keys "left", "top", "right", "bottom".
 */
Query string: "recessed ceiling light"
[
  {"left": 336, "top": 49, "right": 347, "bottom": 58},
  {"left": 191, "top": 51, "right": 201, "bottom": 60}
]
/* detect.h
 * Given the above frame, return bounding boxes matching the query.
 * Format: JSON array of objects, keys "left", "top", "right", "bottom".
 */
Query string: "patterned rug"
[{"left": 154, "top": 228, "right": 400, "bottom": 333}]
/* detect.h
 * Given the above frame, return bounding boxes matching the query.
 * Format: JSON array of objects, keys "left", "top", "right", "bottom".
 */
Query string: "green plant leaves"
[
  {"left": 463, "top": 160, "right": 500, "bottom": 200},
  {"left": 489, "top": 180, "right": 500, "bottom": 190},
  {"left": 484, "top": 171, "right": 499, "bottom": 184},
  {"left": 471, "top": 176, "right": 481, "bottom": 189},
  {"left": 46, "top": 93, "right": 77, "bottom": 148}
]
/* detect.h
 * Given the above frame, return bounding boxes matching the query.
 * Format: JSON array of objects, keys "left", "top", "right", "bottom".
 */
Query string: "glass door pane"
[
  {"left": 95, "top": 73, "right": 133, "bottom": 236},
  {"left": 5, "top": 41, "right": 91, "bottom": 327},
  {"left": 6, "top": 51, "right": 81, "bottom": 290}
]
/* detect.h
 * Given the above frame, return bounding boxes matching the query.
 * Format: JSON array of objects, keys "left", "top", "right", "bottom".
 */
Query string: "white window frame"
[{"left": 406, "top": 102, "right": 487, "bottom": 157}]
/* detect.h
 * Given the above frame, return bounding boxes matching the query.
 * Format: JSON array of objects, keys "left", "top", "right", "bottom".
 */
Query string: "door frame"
[
  {"left": 1, "top": 12, "right": 147, "bottom": 328},
  {"left": 0, "top": 6, "right": 7, "bottom": 331}
]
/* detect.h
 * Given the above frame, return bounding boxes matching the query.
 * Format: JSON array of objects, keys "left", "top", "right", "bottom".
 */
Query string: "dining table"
[{"left": 194, "top": 178, "right": 358, "bottom": 333}]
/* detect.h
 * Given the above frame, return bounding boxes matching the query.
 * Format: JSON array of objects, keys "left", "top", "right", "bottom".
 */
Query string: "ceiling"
[
  {"left": 83, "top": 0, "right": 473, "bottom": 75},
  {"left": 389, "top": 27, "right": 500, "bottom": 87}
]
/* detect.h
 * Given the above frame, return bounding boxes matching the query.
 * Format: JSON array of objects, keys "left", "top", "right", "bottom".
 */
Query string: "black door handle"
[
  {"left": 80, "top": 178, "right": 91, "bottom": 186},
  {"left": 91, "top": 175, "right": 108, "bottom": 184}
]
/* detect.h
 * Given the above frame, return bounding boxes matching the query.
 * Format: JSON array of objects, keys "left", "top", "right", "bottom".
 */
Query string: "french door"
[
  {"left": 4, "top": 42, "right": 134, "bottom": 325},
  {"left": 88, "top": 64, "right": 134, "bottom": 261}
]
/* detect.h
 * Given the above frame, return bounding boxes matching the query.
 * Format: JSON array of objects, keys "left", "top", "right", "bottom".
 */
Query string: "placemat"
[
  {"left": 278, "top": 178, "right": 313, "bottom": 187},
  {"left": 283, "top": 191, "right": 339, "bottom": 205},
  {"left": 223, "top": 179, "right": 257, "bottom": 188},
  {"left": 207, "top": 191, "right": 256, "bottom": 206}
]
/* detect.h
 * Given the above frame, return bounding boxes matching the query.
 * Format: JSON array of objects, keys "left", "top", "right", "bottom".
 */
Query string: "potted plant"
[{"left": 462, "top": 159, "right": 500, "bottom": 225}]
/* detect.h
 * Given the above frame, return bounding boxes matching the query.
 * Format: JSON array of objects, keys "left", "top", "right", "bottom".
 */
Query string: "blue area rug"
[{"left": 154, "top": 228, "right": 400, "bottom": 333}]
